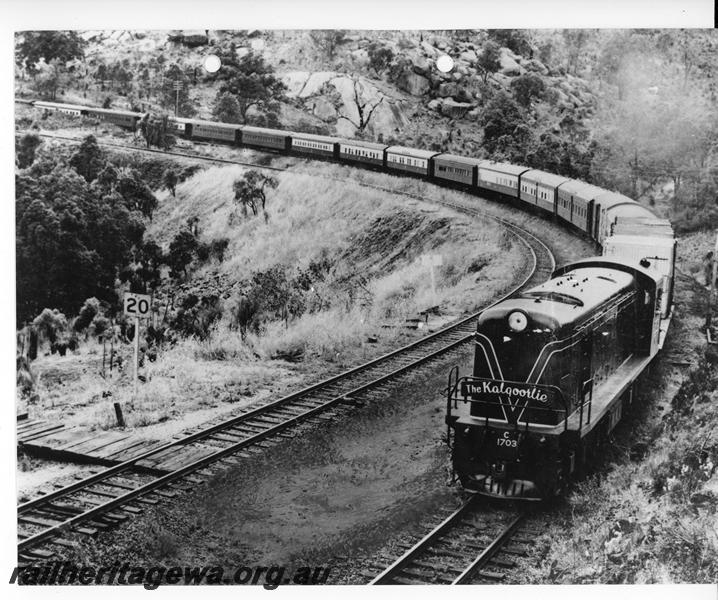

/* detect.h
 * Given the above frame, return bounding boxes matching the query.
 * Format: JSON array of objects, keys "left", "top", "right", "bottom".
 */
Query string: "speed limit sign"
[{"left": 123, "top": 292, "right": 152, "bottom": 318}]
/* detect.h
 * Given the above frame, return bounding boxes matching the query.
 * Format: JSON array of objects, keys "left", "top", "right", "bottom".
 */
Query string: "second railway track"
[
  {"left": 17, "top": 132, "right": 556, "bottom": 565},
  {"left": 371, "top": 499, "right": 536, "bottom": 585}
]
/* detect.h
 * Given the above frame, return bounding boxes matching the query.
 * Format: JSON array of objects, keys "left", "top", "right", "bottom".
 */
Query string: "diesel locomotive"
[
  {"left": 29, "top": 100, "right": 677, "bottom": 500},
  {"left": 446, "top": 256, "right": 670, "bottom": 500}
]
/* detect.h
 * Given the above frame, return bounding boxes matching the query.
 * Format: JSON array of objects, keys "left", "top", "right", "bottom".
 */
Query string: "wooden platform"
[
  {"left": 18, "top": 418, "right": 167, "bottom": 472},
  {"left": 17, "top": 418, "right": 237, "bottom": 475}
]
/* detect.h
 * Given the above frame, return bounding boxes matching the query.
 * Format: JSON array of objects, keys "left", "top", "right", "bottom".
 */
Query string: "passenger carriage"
[
  {"left": 431, "top": 154, "right": 484, "bottom": 187},
  {"left": 385, "top": 146, "right": 438, "bottom": 176},
  {"left": 557, "top": 180, "right": 605, "bottom": 236},
  {"left": 338, "top": 140, "right": 387, "bottom": 167},
  {"left": 240, "top": 126, "right": 291, "bottom": 152},
  {"left": 477, "top": 162, "right": 528, "bottom": 198},
  {"left": 520, "top": 170, "right": 569, "bottom": 214},
  {"left": 84, "top": 107, "right": 140, "bottom": 129},
  {"left": 33, "top": 101, "right": 86, "bottom": 116},
  {"left": 290, "top": 132, "right": 340, "bottom": 159}
]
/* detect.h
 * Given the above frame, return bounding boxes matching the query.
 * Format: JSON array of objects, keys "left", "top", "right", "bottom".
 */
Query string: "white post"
[{"left": 133, "top": 316, "right": 140, "bottom": 402}]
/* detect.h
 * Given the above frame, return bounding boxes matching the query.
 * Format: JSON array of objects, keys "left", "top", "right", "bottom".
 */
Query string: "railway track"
[
  {"left": 17, "top": 130, "right": 555, "bottom": 564},
  {"left": 371, "top": 499, "right": 534, "bottom": 585}
]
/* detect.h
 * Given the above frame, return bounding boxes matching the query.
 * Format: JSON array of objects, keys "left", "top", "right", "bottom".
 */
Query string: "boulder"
[
  {"left": 410, "top": 52, "right": 431, "bottom": 75},
  {"left": 439, "top": 98, "right": 475, "bottom": 118},
  {"left": 397, "top": 71, "right": 431, "bottom": 96},
  {"left": 428, "top": 98, "right": 442, "bottom": 112},
  {"left": 438, "top": 82, "right": 459, "bottom": 98},
  {"left": 281, "top": 71, "right": 311, "bottom": 97},
  {"left": 421, "top": 41, "right": 438, "bottom": 56},
  {"left": 350, "top": 48, "right": 370, "bottom": 69},
  {"left": 453, "top": 88, "right": 474, "bottom": 103},
  {"left": 499, "top": 49, "right": 523, "bottom": 76},
  {"left": 460, "top": 49, "right": 477, "bottom": 63},
  {"left": 311, "top": 97, "right": 338, "bottom": 121},
  {"left": 524, "top": 58, "right": 549, "bottom": 75}
]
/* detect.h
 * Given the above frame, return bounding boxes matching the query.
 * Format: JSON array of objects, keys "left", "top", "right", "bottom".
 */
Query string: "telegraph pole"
[{"left": 173, "top": 80, "right": 183, "bottom": 116}]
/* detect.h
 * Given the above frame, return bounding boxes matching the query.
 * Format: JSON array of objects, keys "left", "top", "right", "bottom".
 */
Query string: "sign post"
[
  {"left": 172, "top": 81, "right": 183, "bottom": 116},
  {"left": 421, "top": 254, "right": 443, "bottom": 299},
  {"left": 123, "top": 292, "right": 152, "bottom": 403}
]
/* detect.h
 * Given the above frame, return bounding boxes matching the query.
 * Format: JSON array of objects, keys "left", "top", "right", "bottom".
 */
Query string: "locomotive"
[
  {"left": 29, "top": 100, "right": 677, "bottom": 500},
  {"left": 445, "top": 256, "right": 671, "bottom": 500}
]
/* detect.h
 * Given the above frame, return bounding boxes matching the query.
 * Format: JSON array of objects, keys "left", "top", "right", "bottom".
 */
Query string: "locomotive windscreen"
[{"left": 475, "top": 327, "right": 551, "bottom": 383}]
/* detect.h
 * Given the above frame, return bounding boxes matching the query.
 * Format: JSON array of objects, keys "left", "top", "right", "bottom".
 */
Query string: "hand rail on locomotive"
[{"left": 446, "top": 370, "right": 571, "bottom": 437}]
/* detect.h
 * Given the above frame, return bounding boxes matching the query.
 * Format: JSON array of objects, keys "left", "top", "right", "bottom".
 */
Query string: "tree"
[
  {"left": 159, "top": 63, "right": 196, "bottom": 117},
  {"left": 211, "top": 91, "right": 242, "bottom": 124},
  {"left": 74, "top": 297, "right": 100, "bottom": 332},
  {"left": 69, "top": 135, "right": 105, "bottom": 182},
  {"left": 33, "top": 58, "right": 70, "bottom": 100},
  {"left": 479, "top": 91, "right": 534, "bottom": 161},
  {"left": 117, "top": 168, "right": 158, "bottom": 220},
  {"left": 561, "top": 30, "right": 593, "bottom": 75},
  {"left": 16, "top": 134, "right": 41, "bottom": 169},
  {"left": 16, "top": 31, "right": 86, "bottom": 75},
  {"left": 232, "top": 171, "right": 278, "bottom": 219},
  {"left": 477, "top": 41, "right": 502, "bottom": 83},
  {"left": 16, "top": 154, "right": 148, "bottom": 324},
  {"left": 309, "top": 30, "right": 347, "bottom": 61},
  {"left": 367, "top": 42, "right": 395, "bottom": 74},
  {"left": 163, "top": 168, "right": 178, "bottom": 197},
  {"left": 139, "top": 114, "right": 176, "bottom": 150},
  {"left": 511, "top": 73, "right": 545, "bottom": 107},
  {"left": 487, "top": 30, "right": 533, "bottom": 57},
  {"left": 167, "top": 229, "right": 198, "bottom": 279},
  {"left": 337, "top": 77, "right": 384, "bottom": 134},
  {"left": 94, "top": 164, "right": 119, "bottom": 192},
  {"left": 230, "top": 294, "right": 258, "bottom": 341},
  {"left": 215, "top": 51, "right": 286, "bottom": 123},
  {"left": 120, "top": 239, "right": 165, "bottom": 293},
  {"left": 32, "top": 308, "right": 68, "bottom": 346}
]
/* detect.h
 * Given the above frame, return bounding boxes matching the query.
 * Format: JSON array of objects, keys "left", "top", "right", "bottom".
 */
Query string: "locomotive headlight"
[{"left": 508, "top": 311, "right": 528, "bottom": 332}]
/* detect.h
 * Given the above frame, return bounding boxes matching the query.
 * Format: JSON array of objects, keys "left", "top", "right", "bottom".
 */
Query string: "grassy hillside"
[{"left": 24, "top": 159, "right": 522, "bottom": 433}]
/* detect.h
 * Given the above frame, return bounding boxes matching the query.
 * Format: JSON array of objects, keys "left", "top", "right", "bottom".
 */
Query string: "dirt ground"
[{"left": 45, "top": 352, "right": 474, "bottom": 582}]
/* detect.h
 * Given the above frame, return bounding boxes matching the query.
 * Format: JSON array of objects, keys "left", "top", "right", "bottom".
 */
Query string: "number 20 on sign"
[
  {"left": 123, "top": 292, "right": 151, "bottom": 318},
  {"left": 124, "top": 292, "right": 151, "bottom": 403}
]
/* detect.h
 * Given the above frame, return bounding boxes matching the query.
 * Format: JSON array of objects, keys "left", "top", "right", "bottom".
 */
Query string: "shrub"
[{"left": 32, "top": 308, "right": 68, "bottom": 345}]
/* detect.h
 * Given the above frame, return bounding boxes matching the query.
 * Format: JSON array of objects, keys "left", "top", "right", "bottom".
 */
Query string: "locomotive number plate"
[{"left": 493, "top": 430, "right": 521, "bottom": 458}]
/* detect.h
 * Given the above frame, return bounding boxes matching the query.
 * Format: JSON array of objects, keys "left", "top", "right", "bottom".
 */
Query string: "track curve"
[{"left": 17, "top": 130, "right": 556, "bottom": 564}]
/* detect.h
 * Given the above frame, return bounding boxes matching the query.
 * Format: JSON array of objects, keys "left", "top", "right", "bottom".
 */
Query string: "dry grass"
[
  {"left": 27, "top": 160, "right": 525, "bottom": 434},
  {"left": 28, "top": 337, "right": 299, "bottom": 435},
  {"left": 147, "top": 162, "right": 522, "bottom": 368}
]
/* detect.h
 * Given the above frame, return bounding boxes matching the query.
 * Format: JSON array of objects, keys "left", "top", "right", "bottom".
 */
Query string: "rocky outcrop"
[
  {"left": 499, "top": 49, "right": 523, "bottom": 76},
  {"left": 397, "top": 71, "right": 431, "bottom": 96},
  {"left": 439, "top": 99, "right": 475, "bottom": 119},
  {"left": 281, "top": 71, "right": 411, "bottom": 137}
]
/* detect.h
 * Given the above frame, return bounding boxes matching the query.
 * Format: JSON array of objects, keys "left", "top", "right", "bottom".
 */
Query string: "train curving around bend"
[{"left": 31, "top": 100, "right": 677, "bottom": 500}]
